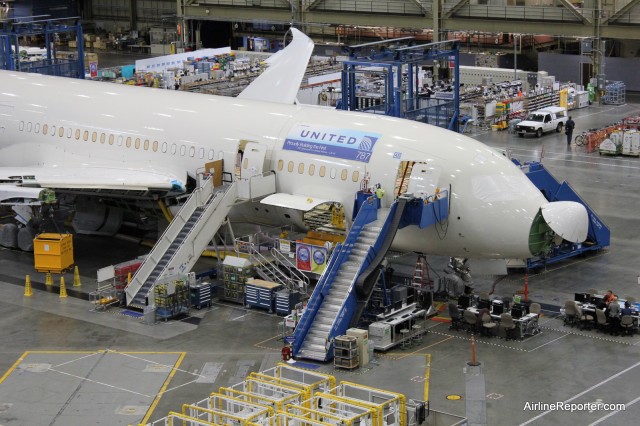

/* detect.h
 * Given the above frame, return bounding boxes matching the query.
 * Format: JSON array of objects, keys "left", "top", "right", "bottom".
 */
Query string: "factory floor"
[{"left": 1, "top": 97, "right": 640, "bottom": 426}]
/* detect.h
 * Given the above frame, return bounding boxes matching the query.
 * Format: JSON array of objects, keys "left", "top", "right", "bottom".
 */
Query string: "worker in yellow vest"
[{"left": 375, "top": 183, "right": 385, "bottom": 207}]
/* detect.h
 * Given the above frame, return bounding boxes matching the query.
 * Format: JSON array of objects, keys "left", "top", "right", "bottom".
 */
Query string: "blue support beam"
[
  {"left": 0, "top": 16, "right": 84, "bottom": 79},
  {"left": 339, "top": 39, "right": 461, "bottom": 132}
]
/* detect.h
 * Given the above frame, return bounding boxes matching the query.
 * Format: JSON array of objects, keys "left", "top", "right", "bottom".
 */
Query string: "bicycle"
[{"left": 574, "top": 132, "right": 587, "bottom": 147}]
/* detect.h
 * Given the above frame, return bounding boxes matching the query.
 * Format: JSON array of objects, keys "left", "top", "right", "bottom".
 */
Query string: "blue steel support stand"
[{"left": 340, "top": 38, "right": 461, "bottom": 132}]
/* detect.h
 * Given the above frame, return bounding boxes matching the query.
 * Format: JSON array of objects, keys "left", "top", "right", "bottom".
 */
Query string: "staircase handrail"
[
  {"left": 270, "top": 247, "right": 311, "bottom": 293},
  {"left": 125, "top": 177, "right": 225, "bottom": 303},
  {"left": 249, "top": 243, "right": 293, "bottom": 289},
  {"left": 292, "top": 241, "right": 344, "bottom": 353},
  {"left": 328, "top": 200, "right": 403, "bottom": 341},
  {"left": 292, "top": 197, "right": 378, "bottom": 355}
]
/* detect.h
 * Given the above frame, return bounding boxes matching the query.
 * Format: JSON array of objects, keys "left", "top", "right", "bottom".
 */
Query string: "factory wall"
[{"left": 539, "top": 52, "right": 640, "bottom": 91}]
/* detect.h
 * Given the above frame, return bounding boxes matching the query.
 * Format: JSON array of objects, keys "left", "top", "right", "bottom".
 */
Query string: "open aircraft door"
[
  {"left": 238, "top": 141, "right": 275, "bottom": 200},
  {"left": 407, "top": 162, "right": 441, "bottom": 197}
]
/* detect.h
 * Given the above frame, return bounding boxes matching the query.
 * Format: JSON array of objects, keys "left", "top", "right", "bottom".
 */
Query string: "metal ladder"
[{"left": 125, "top": 178, "right": 238, "bottom": 307}]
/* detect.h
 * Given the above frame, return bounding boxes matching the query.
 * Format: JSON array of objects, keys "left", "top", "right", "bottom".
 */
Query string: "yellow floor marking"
[
  {"left": 140, "top": 351, "right": 186, "bottom": 424},
  {"left": 0, "top": 351, "right": 29, "bottom": 384}
]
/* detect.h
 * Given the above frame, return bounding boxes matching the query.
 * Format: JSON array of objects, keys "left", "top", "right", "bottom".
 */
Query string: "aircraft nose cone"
[{"left": 540, "top": 201, "right": 588, "bottom": 243}]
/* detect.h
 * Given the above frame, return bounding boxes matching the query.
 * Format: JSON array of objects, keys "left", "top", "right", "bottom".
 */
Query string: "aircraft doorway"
[{"left": 394, "top": 161, "right": 441, "bottom": 198}]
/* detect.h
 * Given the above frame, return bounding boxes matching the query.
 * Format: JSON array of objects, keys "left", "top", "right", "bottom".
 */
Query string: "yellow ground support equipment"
[
  {"left": 182, "top": 393, "right": 274, "bottom": 426},
  {"left": 33, "top": 233, "right": 73, "bottom": 273},
  {"left": 333, "top": 381, "right": 407, "bottom": 426}
]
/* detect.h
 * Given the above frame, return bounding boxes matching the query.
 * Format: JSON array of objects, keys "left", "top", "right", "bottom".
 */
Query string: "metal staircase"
[
  {"left": 125, "top": 177, "right": 238, "bottom": 307},
  {"left": 293, "top": 199, "right": 387, "bottom": 361}
]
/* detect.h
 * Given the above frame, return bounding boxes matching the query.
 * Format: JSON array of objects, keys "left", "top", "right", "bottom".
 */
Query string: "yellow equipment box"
[{"left": 33, "top": 233, "right": 74, "bottom": 273}]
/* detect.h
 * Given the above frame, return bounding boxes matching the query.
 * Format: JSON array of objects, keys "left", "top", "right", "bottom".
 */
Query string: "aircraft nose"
[
  {"left": 528, "top": 200, "right": 588, "bottom": 257},
  {"left": 540, "top": 201, "right": 589, "bottom": 243}
]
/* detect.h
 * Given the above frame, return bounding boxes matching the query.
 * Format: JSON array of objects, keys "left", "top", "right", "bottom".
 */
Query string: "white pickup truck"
[{"left": 515, "top": 106, "right": 568, "bottom": 138}]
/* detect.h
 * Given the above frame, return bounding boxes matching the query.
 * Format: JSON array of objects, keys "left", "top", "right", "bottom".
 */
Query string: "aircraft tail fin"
[{"left": 237, "top": 28, "right": 314, "bottom": 104}]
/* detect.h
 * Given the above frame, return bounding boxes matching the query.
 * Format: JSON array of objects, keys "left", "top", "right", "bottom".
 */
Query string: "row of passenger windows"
[
  {"left": 276, "top": 159, "right": 360, "bottom": 182},
  {"left": 17, "top": 121, "right": 216, "bottom": 160}
]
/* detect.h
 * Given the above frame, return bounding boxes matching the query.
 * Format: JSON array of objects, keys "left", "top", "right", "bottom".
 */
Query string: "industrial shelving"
[{"left": 334, "top": 335, "right": 359, "bottom": 370}]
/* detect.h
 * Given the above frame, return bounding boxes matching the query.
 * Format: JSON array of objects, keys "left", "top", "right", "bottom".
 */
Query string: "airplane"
[{"left": 0, "top": 28, "right": 588, "bottom": 260}]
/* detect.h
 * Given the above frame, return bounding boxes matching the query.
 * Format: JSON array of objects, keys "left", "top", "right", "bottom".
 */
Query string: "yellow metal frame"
[
  {"left": 244, "top": 375, "right": 311, "bottom": 406},
  {"left": 208, "top": 392, "right": 275, "bottom": 419},
  {"left": 274, "top": 363, "right": 336, "bottom": 394},
  {"left": 334, "top": 381, "right": 407, "bottom": 426},
  {"left": 290, "top": 396, "right": 375, "bottom": 426},
  {"left": 183, "top": 403, "right": 272, "bottom": 426},
  {"left": 276, "top": 410, "right": 335, "bottom": 426},
  {"left": 313, "top": 393, "right": 380, "bottom": 426},
  {"left": 167, "top": 411, "right": 215, "bottom": 425},
  {"left": 285, "top": 404, "right": 355, "bottom": 425},
  {"left": 219, "top": 386, "right": 303, "bottom": 414}
]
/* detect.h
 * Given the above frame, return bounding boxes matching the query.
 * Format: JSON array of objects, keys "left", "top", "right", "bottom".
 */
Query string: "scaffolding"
[
  {"left": 340, "top": 39, "right": 461, "bottom": 132},
  {"left": 0, "top": 16, "right": 84, "bottom": 78}
]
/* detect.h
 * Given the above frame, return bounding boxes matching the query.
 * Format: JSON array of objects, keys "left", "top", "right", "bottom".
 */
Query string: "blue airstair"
[
  {"left": 293, "top": 192, "right": 448, "bottom": 361},
  {"left": 520, "top": 161, "right": 610, "bottom": 268}
]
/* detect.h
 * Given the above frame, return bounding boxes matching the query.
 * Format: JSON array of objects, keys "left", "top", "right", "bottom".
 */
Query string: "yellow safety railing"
[{"left": 336, "top": 381, "right": 407, "bottom": 426}]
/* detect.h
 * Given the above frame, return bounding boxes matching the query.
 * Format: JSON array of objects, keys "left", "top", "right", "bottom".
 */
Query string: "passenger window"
[
  {"left": 75, "top": 129, "right": 80, "bottom": 139},
  {"left": 309, "top": 164, "right": 315, "bottom": 176},
  {"left": 66, "top": 128, "right": 72, "bottom": 138},
  {"left": 341, "top": 169, "right": 347, "bottom": 181},
  {"left": 330, "top": 168, "right": 337, "bottom": 179},
  {"left": 35, "top": 123, "right": 40, "bottom": 133},
  {"left": 277, "top": 159, "right": 283, "bottom": 171},
  {"left": 135, "top": 138, "right": 140, "bottom": 149},
  {"left": 288, "top": 161, "right": 294, "bottom": 173},
  {"left": 171, "top": 144, "right": 177, "bottom": 155},
  {"left": 189, "top": 146, "right": 195, "bottom": 157},
  {"left": 83, "top": 130, "right": 88, "bottom": 141},
  {"left": 117, "top": 136, "right": 123, "bottom": 146},
  {"left": 100, "top": 133, "right": 106, "bottom": 144},
  {"left": 298, "top": 163, "right": 304, "bottom": 174},
  {"left": 19, "top": 121, "right": 24, "bottom": 131},
  {"left": 154, "top": 141, "right": 159, "bottom": 152},
  {"left": 59, "top": 127, "right": 64, "bottom": 137},
  {"left": 352, "top": 171, "right": 359, "bottom": 182},
  {"left": 109, "top": 134, "right": 114, "bottom": 145},
  {"left": 161, "top": 142, "right": 167, "bottom": 153},
  {"left": 198, "top": 147, "right": 204, "bottom": 158},
  {"left": 27, "top": 122, "right": 32, "bottom": 132},
  {"left": 208, "top": 149, "right": 214, "bottom": 160},
  {"left": 50, "top": 125, "right": 56, "bottom": 136},
  {"left": 126, "top": 137, "right": 132, "bottom": 148},
  {"left": 92, "top": 132, "right": 97, "bottom": 142},
  {"left": 42, "top": 124, "right": 48, "bottom": 135},
  {"left": 144, "top": 139, "right": 149, "bottom": 150},
  {"left": 180, "top": 145, "right": 186, "bottom": 156},
  {"left": 319, "top": 166, "right": 326, "bottom": 177}
]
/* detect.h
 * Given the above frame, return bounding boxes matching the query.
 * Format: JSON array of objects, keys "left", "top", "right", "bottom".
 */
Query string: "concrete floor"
[{"left": 1, "top": 97, "right": 640, "bottom": 425}]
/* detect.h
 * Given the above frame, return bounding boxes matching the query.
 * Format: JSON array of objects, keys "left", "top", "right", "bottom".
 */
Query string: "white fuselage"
[{"left": 0, "top": 70, "right": 548, "bottom": 258}]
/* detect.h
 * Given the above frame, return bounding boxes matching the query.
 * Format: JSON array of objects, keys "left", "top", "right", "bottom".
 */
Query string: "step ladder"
[
  {"left": 125, "top": 177, "right": 238, "bottom": 307},
  {"left": 411, "top": 254, "right": 431, "bottom": 288}
]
